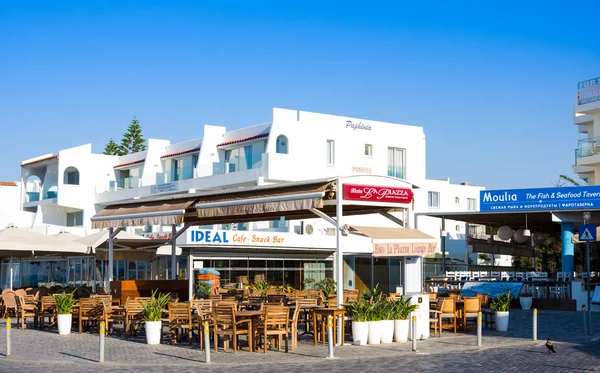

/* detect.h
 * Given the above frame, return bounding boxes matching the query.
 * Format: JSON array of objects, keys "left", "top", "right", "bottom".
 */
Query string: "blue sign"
[
  {"left": 480, "top": 186, "right": 600, "bottom": 212},
  {"left": 578, "top": 224, "right": 597, "bottom": 242},
  {"left": 578, "top": 77, "right": 600, "bottom": 105},
  {"left": 190, "top": 230, "right": 230, "bottom": 243}
]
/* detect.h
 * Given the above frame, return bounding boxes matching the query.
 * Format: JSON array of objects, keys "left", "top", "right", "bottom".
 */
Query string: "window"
[
  {"left": 364, "top": 144, "right": 372, "bottom": 157},
  {"left": 66, "top": 211, "right": 83, "bottom": 227},
  {"left": 225, "top": 141, "right": 265, "bottom": 173},
  {"left": 428, "top": 191, "right": 440, "bottom": 208},
  {"left": 63, "top": 167, "right": 80, "bottom": 185},
  {"left": 387, "top": 147, "right": 405, "bottom": 179},
  {"left": 276, "top": 135, "right": 288, "bottom": 154},
  {"left": 326, "top": 140, "right": 335, "bottom": 165},
  {"left": 467, "top": 198, "right": 477, "bottom": 211},
  {"left": 455, "top": 197, "right": 460, "bottom": 205},
  {"left": 456, "top": 225, "right": 461, "bottom": 232},
  {"left": 172, "top": 159, "right": 182, "bottom": 181},
  {"left": 270, "top": 217, "right": 289, "bottom": 229}
]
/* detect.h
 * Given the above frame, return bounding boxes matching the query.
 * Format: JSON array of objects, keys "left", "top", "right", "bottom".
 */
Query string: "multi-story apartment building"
[
  {"left": 573, "top": 76, "right": 600, "bottom": 184},
  {"left": 8, "top": 108, "right": 484, "bottom": 293}
]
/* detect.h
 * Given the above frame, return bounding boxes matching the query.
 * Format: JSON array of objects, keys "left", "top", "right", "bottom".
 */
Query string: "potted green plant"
[
  {"left": 139, "top": 289, "right": 171, "bottom": 344},
  {"left": 519, "top": 287, "right": 533, "bottom": 310},
  {"left": 52, "top": 291, "right": 76, "bottom": 335},
  {"left": 317, "top": 277, "right": 337, "bottom": 300},
  {"left": 195, "top": 280, "right": 212, "bottom": 299},
  {"left": 249, "top": 280, "right": 270, "bottom": 296},
  {"left": 390, "top": 297, "right": 418, "bottom": 342},
  {"left": 345, "top": 299, "right": 370, "bottom": 345},
  {"left": 490, "top": 288, "right": 512, "bottom": 332},
  {"left": 379, "top": 300, "right": 395, "bottom": 343}
]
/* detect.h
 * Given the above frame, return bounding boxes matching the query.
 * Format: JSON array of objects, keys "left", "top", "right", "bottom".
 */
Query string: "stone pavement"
[{"left": 0, "top": 309, "right": 599, "bottom": 372}]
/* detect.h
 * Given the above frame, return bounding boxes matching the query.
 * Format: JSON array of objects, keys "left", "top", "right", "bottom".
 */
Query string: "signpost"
[{"left": 580, "top": 212, "right": 594, "bottom": 335}]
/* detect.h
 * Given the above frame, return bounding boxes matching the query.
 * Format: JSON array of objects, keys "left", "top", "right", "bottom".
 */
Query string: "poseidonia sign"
[
  {"left": 480, "top": 185, "right": 600, "bottom": 212},
  {"left": 343, "top": 184, "right": 413, "bottom": 204},
  {"left": 373, "top": 242, "right": 436, "bottom": 257}
]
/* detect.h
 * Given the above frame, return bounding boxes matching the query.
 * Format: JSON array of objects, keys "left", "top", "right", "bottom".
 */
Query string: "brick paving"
[{"left": 0, "top": 309, "right": 599, "bottom": 372}]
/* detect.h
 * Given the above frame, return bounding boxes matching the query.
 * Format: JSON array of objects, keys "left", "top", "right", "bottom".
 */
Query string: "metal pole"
[
  {"left": 586, "top": 242, "right": 592, "bottom": 335},
  {"left": 411, "top": 315, "right": 417, "bottom": 351},
  {"left": 6, "top": 318, "right": 11, "bottom": 357},
  {"left": 477, "top": 311, "right": 482, "bottom": 346},
  {"left": 335, "top": 179, "right": 344, "bottom": 310},
  {"left": 203, "top": 321, "right": 211, "bottom": 364},
  {"left": 532, "top": 309, "right": 537, "bottom": 341},
  {"left": 336, "top": 315, "right": 342, "bottom": 347},
  {"left": 441, "top": 219, "right": 446, "bottom": 276},
  {"left": 327, "top": 315, "right": 334, "bottom": 358},
  {"left": 171, "top": 225, "right": 177, "bottom": 280},
  {"left": 583, "top": 305, "right": 588, "bottom": 335},
  {"left": 107, "top": 227, "right": 114, "bottom": 294},
  {"left": 99, "top": 321, "right": 105, "bottom": 363}
]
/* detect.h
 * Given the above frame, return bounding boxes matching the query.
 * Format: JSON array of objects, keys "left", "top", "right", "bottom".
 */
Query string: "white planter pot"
[
  {"left": 380, "top": 320, "right": 394, "bottom": 343},
  {"left": 57, "top": 313, "right": 72, "bottom": 335},
  {"left": 495, "top": 311, "right": 510, "bottom": 332},
  {"left": 368, "top": 321, "right": 382, "bottom": 345},
  {"left": 394, "top": 319, "right": 409, "bottom": 342},
  {"left": 519, "top": 297, "right": 532, "bottom": 310},
  {"left": 145, "top": 321, "right": 162, "bottom": 345},
  {"left": 351, "top": 321, "right": 369, "bottom": 346}
]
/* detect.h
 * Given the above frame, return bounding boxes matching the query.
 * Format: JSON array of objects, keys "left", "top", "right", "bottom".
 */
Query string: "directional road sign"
[{"left": 579, "top": 224, "right": 597, "bottom": 242}]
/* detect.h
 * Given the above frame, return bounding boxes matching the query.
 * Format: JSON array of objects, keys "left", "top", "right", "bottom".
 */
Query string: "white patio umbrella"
[{"left": 0, "top": 225, "right": 89, "bottom": 257}]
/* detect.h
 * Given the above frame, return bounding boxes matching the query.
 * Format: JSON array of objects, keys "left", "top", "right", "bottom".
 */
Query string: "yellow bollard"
[{"left": 6, "top": 317, "right": 11, "bottom": 357}]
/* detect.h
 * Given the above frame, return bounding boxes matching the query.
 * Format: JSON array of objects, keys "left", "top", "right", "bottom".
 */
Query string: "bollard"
[
  {"left": 327, "top": 315, "right": 335, "bottom": 358},
  {"left": 6, "top": 318, "right": 11, "bottom": 357},
  {"left": 336, "top": 314, "right": 342, "bottom": 347},
  {"left": 532, "top": 309, "right": 537, "bottom": 341},
  {"left": 477, "top": 311, "right": 482, "bottom": 346},
  {"left": 99, "top": 321, "right": 105, "bottom": 363},
  {"left": 203, "top": 321, "right": 211, "bottom": 364},
  {"left": 583, "top": 305, "right": 588, "bottom": 335},
  {"left": 411, "top": 316, "right": 417, "bottom": 352}
]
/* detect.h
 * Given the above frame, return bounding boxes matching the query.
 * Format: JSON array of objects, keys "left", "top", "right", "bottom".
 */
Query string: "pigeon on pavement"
[{"left": 546, "top": 338, "right": 556, "bottom": 353}]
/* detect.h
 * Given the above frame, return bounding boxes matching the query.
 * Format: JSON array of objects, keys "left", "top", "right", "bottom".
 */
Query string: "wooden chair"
[
  {"left": 257, "top": 305, "right": 290, "bottom": 353},
  {"left": 448, "top": 293, "right": 462, "bottom": 302},
  {"left": 37, "top": 296, "right": 56, "bottom": 328},
  {"left": 15, "top": 295, "right": 37, "bottom": 329},
  {"left": 79, "top": 298, "right": 102, "bottom": 333},
  {"left": 475, "top": 293, "right": 489, "bottom": 308},
  {"left": 1, "top": 291, "right": 17, "bottom": 318},
  {"left": 212, "top": 304, "right": 252, "bottom": 353},
  {"left": 429, "top": 298, "right": 444, "bottom": 337},
  {"left": 168, "top": 301, "right": 192, "bottom": 344},
  {"left": 124, "top": 298, "right": 145, "bottom": 336},
  {"left": 440, "top": 297, "right": 458, "bottom": 333},
  {"left": 343, "top": 289, "right": 360, "bottom": 303},
  {"left": 289, "top": 301, "right": 302, "bottom": 349},
  {"left": 462, "top": 297, "right": 481, "bottom": 332}
]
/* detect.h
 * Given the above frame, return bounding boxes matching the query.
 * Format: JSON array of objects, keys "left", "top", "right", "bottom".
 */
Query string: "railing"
[
  {"left": 162, "top": 166, "right": 198, "bottom": 183},
  {"left": 26, "top": 191, "right": 40, "bottom": 202},
  {"left": 117, "top": 176, "right": 141, "bottom": 190},
  {"left": 576, "top": 137, "right": 600, "bottom": 160}
]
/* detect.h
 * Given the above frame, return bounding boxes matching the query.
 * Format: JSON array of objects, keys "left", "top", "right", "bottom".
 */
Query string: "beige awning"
[
  {"left": 0, "top": 226, "right": 89, "bottom": 257},
  {"left": 195, "top": 181, "right": 333, "bottom": 218},
  {"left": 91, "top": 198, "right": 197, "bottom": 229},
  {"left": 349, "top": 225, "right": 437, "bottom": 257}
]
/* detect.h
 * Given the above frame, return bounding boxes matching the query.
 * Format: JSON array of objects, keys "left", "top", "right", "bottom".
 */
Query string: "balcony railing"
[
  {"left": 576, "top": 137, "right": 600, "bottom": 160},
  {"left": 117, "top": 176, "right": 141, "bottom": 190}
]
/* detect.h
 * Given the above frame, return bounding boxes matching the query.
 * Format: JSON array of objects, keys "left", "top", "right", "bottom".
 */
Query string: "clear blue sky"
[{"left": 1, "top": 1, "right": 599, "bottom": 189}]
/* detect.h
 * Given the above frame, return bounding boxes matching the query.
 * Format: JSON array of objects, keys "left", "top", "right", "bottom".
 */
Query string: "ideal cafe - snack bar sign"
[{"left": 189, "top": 230, "right": 285, "bottom": 245}]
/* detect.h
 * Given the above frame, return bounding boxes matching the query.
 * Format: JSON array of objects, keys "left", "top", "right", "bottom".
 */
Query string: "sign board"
[
  {"left": 460, "top": 281, "right": 523, "bottom": 299},
  {"left": 140, "top": 232, "right": 173, "bottom": 240},
  {"left": 577, "top": 77, "right": 600, "bottom": 105},
  {"left": 480, "top": 186, "right": 600, "bottom": 212},
  {"left": 182, "top": 229, "right": 337, "bottom": 249},
  {"left": 150, "top": 183, "right": 177, "bottom": 194},
  {"left": 578, "top": 224, "right": 597, "bottom": 242},
  {"left": 373, "top": 242, "right": 436, "bottom": 257},
  {"left": 343, "top": 184, "right": 413, "bottom": 204}
]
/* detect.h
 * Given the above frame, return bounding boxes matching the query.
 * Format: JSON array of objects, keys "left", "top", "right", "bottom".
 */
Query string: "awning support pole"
[
  {"left": 335, "top": 181, "right": 344, "bottom": 310},
  {"left": 171, "top": 225, "right": 177, "bottom": 280},
  {"left": 378, "top": 210, "right": 404, "bottom": 227},
  {"left": 107, "top": 227, "right": 114, "bottom": 293},
  {"left": 308, "top": 208, "right": 337, "bottom": 226},
  {"left": 441, "top": 218, "right": 446, "bottom": 276}
]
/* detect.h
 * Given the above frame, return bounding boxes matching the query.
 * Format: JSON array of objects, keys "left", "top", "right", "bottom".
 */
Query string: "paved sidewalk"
[{"left": 0, "top": 309, "right": 598, "bottom": 372}]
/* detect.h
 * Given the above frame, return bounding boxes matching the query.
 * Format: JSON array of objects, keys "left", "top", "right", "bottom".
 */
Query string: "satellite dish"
[
  {"left": 513, "top": 229, "right": 529, "bottom": 244},
  {"left": 497, "top": 225, "right": 512, "bottom": 240},
  {"left": 305, "top": 224, "right": 314, "bottom": 235}
]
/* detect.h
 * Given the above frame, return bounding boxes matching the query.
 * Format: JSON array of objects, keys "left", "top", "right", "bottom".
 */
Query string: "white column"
[
  {"left": 336, "top": 180, "right": 344, "bottom": 309},
  {"left": 171, "top": 224, "right": 177, "bottom": 280},
  {"left": 107, "top": 227, "right": 114, "bottom": 293},
  {"left": 188, "top": 253, "right": 194, "bottom": 301}
]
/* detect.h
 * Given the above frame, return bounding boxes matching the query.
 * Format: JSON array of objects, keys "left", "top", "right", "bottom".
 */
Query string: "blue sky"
[{"left": 1, "top": 1, "right": 599, "bottom": 189}]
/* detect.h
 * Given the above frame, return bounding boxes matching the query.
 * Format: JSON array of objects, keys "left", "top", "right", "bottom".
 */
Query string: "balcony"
[
  {"left": 575, "top": 137, "right": 600, "bottom": 165},
  {"left": 23, "top": 190, "right": 58, "bottom": 208}
]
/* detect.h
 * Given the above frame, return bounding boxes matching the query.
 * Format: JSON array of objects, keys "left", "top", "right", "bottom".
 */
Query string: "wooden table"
[
  {"left": 234, "top": 310, "right": 265, "bottom": 352},
  {"left": 312, "top": 307, "right": 345, "bottom": 346}
]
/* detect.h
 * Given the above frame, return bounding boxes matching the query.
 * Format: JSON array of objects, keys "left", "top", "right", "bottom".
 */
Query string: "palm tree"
[{"left": 555, "top": 175, "right": 585, "bottom": 187}]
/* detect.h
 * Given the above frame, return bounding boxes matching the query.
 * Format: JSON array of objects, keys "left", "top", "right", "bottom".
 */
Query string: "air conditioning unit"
[{"left": 305, "top": 224, "right": 314, "bottom": 235}]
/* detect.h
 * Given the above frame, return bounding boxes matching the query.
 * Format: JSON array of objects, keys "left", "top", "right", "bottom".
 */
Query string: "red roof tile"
[
  {"left": 161, "top": 147, "right": 201, "bottom": 159},
  {"left": 114, "top": 159, "right": 145, "bottom": 169},
  {"left": 0, "top": 181, "right": 17, "bottom": 187},
  {"left": 217, "top": 133, "right": 269, "bottom": 147},
  {"left": 21, "top": 154, "right": 58, "bottom": 167}
]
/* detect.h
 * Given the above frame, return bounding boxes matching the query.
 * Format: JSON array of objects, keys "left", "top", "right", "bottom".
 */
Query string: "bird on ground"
[{"left": 546, "top": 338, "right": 556, "bottom": 353}]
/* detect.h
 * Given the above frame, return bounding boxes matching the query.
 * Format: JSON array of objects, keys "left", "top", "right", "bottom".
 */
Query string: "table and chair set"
[{"left": 426, "top": 291, "right": 491, "bottom": 336}]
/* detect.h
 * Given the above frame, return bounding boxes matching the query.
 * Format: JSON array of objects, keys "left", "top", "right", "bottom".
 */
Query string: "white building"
[
  {"left": 573, "top": 76, "right": 600, "bottom": 184},
  {"left": 9, "top": 108, "right": 484, "bottom": 293}
]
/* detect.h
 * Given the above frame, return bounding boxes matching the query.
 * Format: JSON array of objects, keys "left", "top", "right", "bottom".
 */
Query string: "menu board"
[{"left": 461, "top": 281, "right": 524, "bottom": 299}]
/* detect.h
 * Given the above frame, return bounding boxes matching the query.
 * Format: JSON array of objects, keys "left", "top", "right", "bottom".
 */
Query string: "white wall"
[{"left": 0, "top": 184, "right": 34, "bottom": 228}]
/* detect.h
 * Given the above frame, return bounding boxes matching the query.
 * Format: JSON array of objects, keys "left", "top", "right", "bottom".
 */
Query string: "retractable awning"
[
  {"left": 91, "top": 198, "right": 197, "bottom": 229},
  {"left": 349, "top": 225, "right": 437, "bottom": 257}
]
